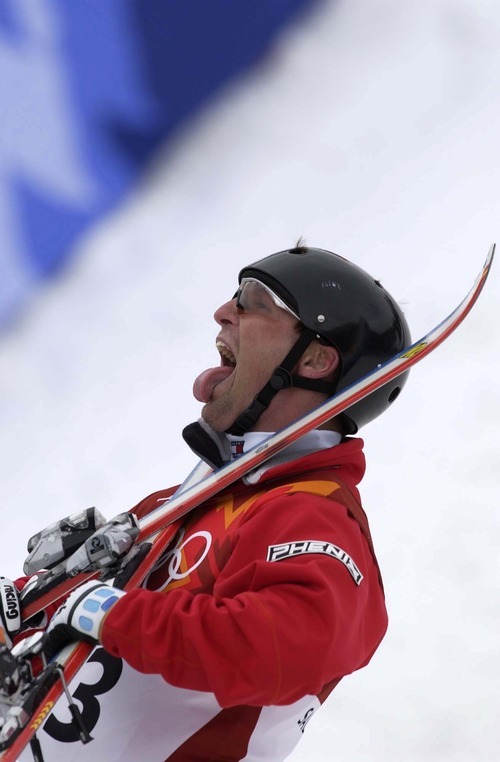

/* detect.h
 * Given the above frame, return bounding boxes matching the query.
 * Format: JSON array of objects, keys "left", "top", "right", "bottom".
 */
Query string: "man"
[{"left": 2, "top": 245, "right": 411, "bottom": 761}]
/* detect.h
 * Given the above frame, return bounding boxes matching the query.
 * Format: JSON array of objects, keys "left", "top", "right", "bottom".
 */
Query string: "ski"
[{"left": 0, "top": 244, "right": 495, "bottom": 761}]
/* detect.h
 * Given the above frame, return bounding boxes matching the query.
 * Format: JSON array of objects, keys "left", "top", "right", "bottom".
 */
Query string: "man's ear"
[{"left": 297, "top": 342, "right": 340, "bottom": 380}]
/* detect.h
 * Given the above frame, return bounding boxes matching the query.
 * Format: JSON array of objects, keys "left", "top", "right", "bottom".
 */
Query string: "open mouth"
[
  {"left": 193, "top": 340, "right": 237, "bottom": 404},
  {"left": 216, "top": 340, "right": 237, "bottom": 368}
]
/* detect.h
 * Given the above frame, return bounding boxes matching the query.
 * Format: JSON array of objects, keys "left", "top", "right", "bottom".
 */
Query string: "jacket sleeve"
[{"left": 101, "top": 491, "right": 387, "bottom": 706}]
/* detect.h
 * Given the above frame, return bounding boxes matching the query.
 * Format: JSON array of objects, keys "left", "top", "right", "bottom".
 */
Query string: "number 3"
[{"left": 44, "top": 648, "right": 123, "bottom": 742}]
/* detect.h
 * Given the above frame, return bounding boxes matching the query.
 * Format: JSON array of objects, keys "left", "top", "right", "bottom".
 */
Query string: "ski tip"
[
  {"left": 482, "top": 243, "right": 495, "bottom": 279},
  {"left": 479, "top": 243, "right": 495, "bottom": 281},
  {"left": 476, "top": 243, "right": 495, "bottom": 292}
]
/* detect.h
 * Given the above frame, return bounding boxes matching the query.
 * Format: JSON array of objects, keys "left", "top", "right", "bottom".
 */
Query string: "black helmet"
[{"left": 237, "top": 245, "right": 411, "bottom": 434}]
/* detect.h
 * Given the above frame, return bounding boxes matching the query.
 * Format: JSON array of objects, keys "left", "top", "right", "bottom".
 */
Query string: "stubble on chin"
[{"left": 201, "top": 398, "right": 235, "bottom": 433}]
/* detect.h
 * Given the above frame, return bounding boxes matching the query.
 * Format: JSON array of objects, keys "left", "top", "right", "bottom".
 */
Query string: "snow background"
[{"left": 1, "top": 0, "right": 499, "bottom": 759}]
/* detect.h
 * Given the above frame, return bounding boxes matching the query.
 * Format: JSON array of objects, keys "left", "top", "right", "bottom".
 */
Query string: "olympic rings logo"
[{"left": 145, "top": 530, "right": 212, "bottom": 591}]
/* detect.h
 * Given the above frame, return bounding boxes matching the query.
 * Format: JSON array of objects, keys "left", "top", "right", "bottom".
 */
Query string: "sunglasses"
[{"left": 235, "top": 278, "right": 300, "bottom": 320}]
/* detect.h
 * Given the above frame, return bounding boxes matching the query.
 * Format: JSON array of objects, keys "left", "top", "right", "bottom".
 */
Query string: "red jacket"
[
  {"left": 102, "top": 438, "right": 387, "bottom": 704},
  {"left": 17, "top": 438, "right": 388, "bottom": 762}
]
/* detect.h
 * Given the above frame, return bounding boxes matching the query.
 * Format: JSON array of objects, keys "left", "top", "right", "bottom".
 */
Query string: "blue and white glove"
[{"left": 42, "top": 580, "right": 125, "bottom": 660}]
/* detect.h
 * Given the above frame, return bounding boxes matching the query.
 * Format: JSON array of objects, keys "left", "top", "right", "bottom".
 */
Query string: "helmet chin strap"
[{"left": 227, "top": 329, "right": 335, "bottom": 436}]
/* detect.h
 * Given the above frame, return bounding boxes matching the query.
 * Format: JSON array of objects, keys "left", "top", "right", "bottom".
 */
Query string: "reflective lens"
[{"left": 235, "top": 278, "right": 299, "bottom": 320}]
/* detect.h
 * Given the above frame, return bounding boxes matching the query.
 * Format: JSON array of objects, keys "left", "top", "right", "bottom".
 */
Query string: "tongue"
[{"left": 193, "top": 366, "right": 234, "bottom": 403}]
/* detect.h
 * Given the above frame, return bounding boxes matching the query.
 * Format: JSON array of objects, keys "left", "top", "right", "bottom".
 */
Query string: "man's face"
[{"left": 193, "top": 280, "right": 301, "bottom": 433}]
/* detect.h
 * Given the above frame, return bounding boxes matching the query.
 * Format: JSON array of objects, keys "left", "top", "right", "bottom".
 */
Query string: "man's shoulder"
[
  {"left": 131, "top": 437, "right": 365, "bottom": 520},
  {"left": 132, "top": 484, "right": 179, "bottom": 519},
  {"left": 257, "top": 436, "right": 366, "bottom": 486}
]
